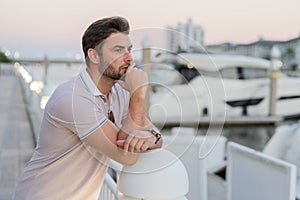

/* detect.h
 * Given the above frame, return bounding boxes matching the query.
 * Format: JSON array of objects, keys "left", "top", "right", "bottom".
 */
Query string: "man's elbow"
[
  {"left": 119, "top": 154, "right": 138, "bottom": 166},
  {"left": 124, "top": 157, "right": 138, "bottom": 166}
]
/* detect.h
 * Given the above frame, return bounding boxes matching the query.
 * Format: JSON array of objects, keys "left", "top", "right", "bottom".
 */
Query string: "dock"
[
  {"left": 0, "top": 74, "right": 35, "bottom": 199},
  {"left": 153, "top": 115, "right": 283, "bottom": 129}
]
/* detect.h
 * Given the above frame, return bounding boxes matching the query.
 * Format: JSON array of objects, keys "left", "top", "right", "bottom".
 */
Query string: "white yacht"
[{"left": 149, "top": 53, "right": 300, "bottom": 123}]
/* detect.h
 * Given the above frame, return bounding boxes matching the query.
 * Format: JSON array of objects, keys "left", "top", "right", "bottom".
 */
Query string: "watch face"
[
  {"left": 148, "top": 129, "right": 161, "bottom": 144},
  {"left": 150, "top": 129, "right": 159, "bottom": 134}
]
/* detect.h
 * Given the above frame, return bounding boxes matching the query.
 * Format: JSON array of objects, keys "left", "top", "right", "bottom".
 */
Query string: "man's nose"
[{"left": 124, "top": 52, "right": 132, "bottom": 63}]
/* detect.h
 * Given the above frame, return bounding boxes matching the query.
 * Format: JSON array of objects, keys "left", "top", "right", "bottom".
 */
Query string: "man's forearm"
[
  {"left": 128, "top": 91, "right": 147, "bottom": 127},
  {"left": 118, "top": 91, "right": 147, "bottom": 140}
]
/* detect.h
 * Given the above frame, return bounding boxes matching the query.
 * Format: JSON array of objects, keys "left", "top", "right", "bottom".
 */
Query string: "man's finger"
[
  {"left": 116, "top": 140, "right": 125, "bottom": 147},
  {"left": 135, "top": 140, "right": 144, "bottom": 152},
  {"left": 126, "top": 62, "right": 136, "bottom": 72},
  {"left": 129, "top": 137, "right": 138, "bottom": 152},
  {"left": 124, "top": 134, "right": 133, "bottom": 152},
  {"left": 141, "top": 143, "right": 150, "bottom": 151}
]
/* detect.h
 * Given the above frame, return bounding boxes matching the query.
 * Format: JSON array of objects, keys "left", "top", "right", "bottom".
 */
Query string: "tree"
[
  {"left": 0, "top": 52, "right": 11, "bottom": 63},
  {"left": 282, "top": 47, "right": 295, "bottom": 70}
]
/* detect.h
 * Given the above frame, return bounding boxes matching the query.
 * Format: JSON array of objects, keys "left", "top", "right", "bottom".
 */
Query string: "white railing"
[
  {"left": 227, "top": 142, "right": 297, "bottom": 200},
  {"left": 98, "top": 173, "right": 119, "bottom": 200}
]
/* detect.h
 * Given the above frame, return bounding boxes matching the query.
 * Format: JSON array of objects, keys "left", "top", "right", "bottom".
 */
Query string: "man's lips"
[
  {"left": 121, "top": 64, "right": 130, "bottom": 72},
  {"left": 121, "top": 67, "right": 128, "bottom": 73}
]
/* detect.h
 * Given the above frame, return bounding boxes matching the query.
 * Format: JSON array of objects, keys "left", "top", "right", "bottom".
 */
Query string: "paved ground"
[{"left": 0, "top": 75, "right": 34, "bottom": 199}]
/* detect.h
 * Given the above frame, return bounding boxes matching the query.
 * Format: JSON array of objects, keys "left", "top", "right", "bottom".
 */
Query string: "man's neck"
[{"left": 86, "top": 67, "right": 114, "bottom": 95}]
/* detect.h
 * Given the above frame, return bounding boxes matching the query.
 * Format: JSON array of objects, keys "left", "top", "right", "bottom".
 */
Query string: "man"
[{"left": 13, "top": 16, "right": 162, "bottom": 200}]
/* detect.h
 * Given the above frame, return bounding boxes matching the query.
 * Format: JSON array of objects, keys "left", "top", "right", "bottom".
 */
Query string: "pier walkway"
[{"left": 0, "top": 74, "right": 35, "bottom": 199}]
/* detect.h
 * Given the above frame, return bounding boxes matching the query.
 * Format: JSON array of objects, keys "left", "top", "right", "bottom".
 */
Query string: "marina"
[
  {"left": 0, "top": 55, "right": 300, "bottom": 199},
  {"left": 1, "top": 0, "right": 300, "bottom": 199}
]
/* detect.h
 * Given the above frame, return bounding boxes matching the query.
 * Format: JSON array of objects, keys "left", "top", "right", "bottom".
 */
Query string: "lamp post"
[
  {"left": 43, "top": 56, "right": 49, "bottom": 85},
  {"left": 141, "top": 37, "right": 151, "bottom": 116},
  {"left": 268, "top": 46, "right": 282, "bottom": 116}
]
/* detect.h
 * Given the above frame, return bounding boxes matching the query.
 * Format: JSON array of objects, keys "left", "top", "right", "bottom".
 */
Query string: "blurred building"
[
  {"left": 166, "top": 18, "right": 204, "bottom": 53},
  {"left": 165, "top": 19, "right": 300, "bottom": 70},
  {"left": 206, "top": 36, "right": 300, "bottom": 70}
]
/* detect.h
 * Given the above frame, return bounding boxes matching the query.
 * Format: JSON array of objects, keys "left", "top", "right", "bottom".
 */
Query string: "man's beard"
[
  {"left": 99, "top": 59, "right": 126, "bottom": 80},
  {"left": 102, "top": 64, "right": 123, "bottom": 80}
]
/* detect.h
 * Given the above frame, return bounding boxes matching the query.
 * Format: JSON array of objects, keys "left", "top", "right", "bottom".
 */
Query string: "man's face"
[{"left": 98, "top": 32, "right": 133, "bottom": 80}]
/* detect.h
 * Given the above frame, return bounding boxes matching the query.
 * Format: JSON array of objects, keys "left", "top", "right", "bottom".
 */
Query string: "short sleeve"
[{"left": 45, "top": 79, "right": 107, "bottom": 140}]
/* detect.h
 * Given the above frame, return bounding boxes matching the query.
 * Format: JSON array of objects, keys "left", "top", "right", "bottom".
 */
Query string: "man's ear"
[{"left": 87, "top": 48, "right": 100, "bottom": 64}]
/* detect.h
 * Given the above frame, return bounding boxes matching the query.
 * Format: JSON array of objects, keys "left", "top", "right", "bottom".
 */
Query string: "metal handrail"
[{"left": 98, "top": 173, "right": 119, "bottom": 200}]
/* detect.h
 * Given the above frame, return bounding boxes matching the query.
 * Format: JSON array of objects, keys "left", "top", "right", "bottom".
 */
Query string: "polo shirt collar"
[
  {"left": 79, "top": 68, "right": 117, "bottom": 97},
  {"left": 80, "top": 68, "right": 103, "bottom": 96}
]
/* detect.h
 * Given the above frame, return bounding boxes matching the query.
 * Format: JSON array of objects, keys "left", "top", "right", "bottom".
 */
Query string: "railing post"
[
  {"left": 118, "top": 149, "right": 189, "bottom": 200},
  {"left": 269, "top": 46, "right": 282, "bottom": 116}
]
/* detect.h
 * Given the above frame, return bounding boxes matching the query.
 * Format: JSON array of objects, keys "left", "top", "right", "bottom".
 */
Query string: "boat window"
[
  {"left": 219, "top": 67, "right": 268, "bottom": 79},
  {"left": 220, "top": 67, "right": 238, "bottom": 79},
  {"left": 178, "top": 66, "right": 200, "bottom": 83},
  {"left": 242, "top": 67, "right": 268, "bottom": 79}
]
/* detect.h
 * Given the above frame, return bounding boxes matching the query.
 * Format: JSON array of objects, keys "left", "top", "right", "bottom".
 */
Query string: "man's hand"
[
  {"left": 116, "top": 63, "right": 149, "bottom": 96},
  {"left": 116, "top": 130, "right": 156, "bottom": 153}
]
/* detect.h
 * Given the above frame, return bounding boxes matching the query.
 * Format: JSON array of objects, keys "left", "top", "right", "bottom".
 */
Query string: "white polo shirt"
[{"left": 13, "top": 68, "right": 130, "bottom": 200}]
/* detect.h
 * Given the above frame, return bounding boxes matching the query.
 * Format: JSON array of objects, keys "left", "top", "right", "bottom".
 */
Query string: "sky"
[{"left": 1, "top": 0, "right": 300, "bottom": 59}]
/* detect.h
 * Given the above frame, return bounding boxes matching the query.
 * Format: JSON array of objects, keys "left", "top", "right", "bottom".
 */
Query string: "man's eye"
[{"left": 115, "top": 49, "right": 122, "bottom": 52}]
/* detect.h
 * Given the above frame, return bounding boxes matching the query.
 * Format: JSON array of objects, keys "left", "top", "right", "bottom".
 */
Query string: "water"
[
  {"left": 160, "top": 125, "right": 273, "bottom": 151},
  {"left": 219, "top": 125, "right": 274, "bottom": 150}
]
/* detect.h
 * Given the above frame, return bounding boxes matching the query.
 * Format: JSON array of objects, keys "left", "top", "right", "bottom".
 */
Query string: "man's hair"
[{"left": 82, "top": 16, "right": 130, "bottom": 65}]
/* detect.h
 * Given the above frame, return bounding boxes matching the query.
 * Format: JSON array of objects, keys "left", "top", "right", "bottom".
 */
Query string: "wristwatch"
[{"left": 148, "top": 129, "right": 161, "bottom": 144}]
